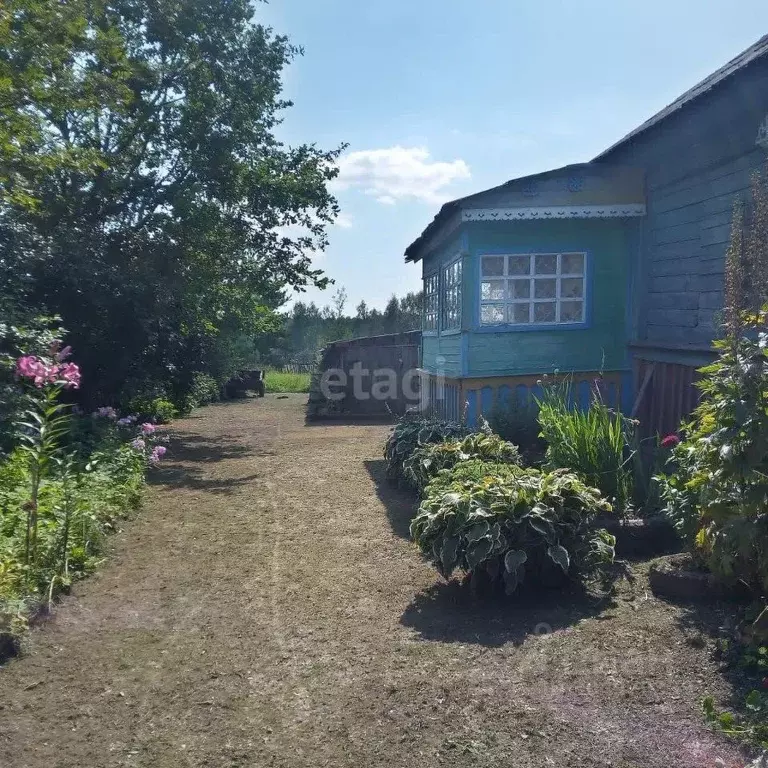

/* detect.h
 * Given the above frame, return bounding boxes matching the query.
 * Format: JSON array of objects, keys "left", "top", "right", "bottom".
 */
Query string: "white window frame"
[
  {"left": 479, "top": 252, "right": 587, "bottom": 327},
  {"left": 441, "top": 257, "right": 462, "bottom": 332},
  {"left": 423, "top": 272, "right": 439, "bottom": 332}
]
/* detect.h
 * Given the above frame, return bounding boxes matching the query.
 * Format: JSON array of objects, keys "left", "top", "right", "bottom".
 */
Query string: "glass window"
[
  {"left": 478, "top": 252, "right": 587, "bottom": 326},
  {"left": 441, "top": 258, "right": 462, "bottom": 330},
  {"left": 423, "top": 272, "right": 439, "bottom": 331}
]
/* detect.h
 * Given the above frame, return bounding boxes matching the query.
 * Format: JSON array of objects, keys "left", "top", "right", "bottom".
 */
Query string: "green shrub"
[
  {"left": 658, "top": 312, "right": 768, "bottom": 592},
  {"left": 410, "top": 467, "right": 614, "bottom": 593},
  {"left": 536, "top": 377, "right": 635, "bottom": 514},
  {"left": 489, "top": 395, "right": 544, "bottom": 463},
  {"left": 128, "top": 395, "right": 177, "bottom": 424},
  {"left": 188, "top": 372, "right": 221, "bottom": 408},
  {"left": 403, "top": 432, "right": 521, "bottom": 493},
  {"left": 384, "top": 416, "right": 469, "bottom": 486}
]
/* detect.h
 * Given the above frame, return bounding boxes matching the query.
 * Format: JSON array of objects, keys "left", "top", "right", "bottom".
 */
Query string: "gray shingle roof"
[{"left": 594, "top": 33, "right": 768, "bottom": 159}]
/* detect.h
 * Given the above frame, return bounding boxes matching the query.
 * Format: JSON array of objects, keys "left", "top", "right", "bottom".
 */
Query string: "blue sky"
[{"left": 256, "top": 0, "right": 768, "bottom": 312}]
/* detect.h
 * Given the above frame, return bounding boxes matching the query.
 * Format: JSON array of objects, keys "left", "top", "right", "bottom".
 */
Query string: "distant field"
[{"left": 264, "top": 370, "right": 311, "bottom": 393}]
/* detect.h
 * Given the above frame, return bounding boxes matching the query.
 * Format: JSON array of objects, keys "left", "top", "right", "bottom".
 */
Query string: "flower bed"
[{"left": 0, "top": 340, "right": 168, "bottom": 654}]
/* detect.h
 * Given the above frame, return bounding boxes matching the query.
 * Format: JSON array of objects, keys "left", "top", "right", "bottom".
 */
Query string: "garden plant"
[
  {"left": 536, "top": 376, "right": 636, "bottom": 514},
  {"left": 0, "top": 334, "right": 167, "bottom": 645},
  {"left": 410, "top": 464, "right": 615, "bottom": 594},
  {"left": 403, "top": 430, "right": 522, "bottom": 493},
  {"left": 383, "top": 414, "right": 469, "bottom": 486}
]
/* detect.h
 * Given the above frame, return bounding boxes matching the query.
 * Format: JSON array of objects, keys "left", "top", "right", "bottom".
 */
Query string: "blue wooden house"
[{"left": 407, "top": 34, "right": 768, "bottom": 431}]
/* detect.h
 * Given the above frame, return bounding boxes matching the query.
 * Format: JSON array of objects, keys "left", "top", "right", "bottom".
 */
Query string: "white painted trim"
[{"left": 462, "top": 204, "right": 646, "bottom": 221}]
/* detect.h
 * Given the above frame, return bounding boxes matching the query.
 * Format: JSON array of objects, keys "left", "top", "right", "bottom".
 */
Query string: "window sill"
[
  {"left": 440, "top": 328, "right": 462, "bottom": 336},
  {"left": 422, "top": 330, "right": 438, "bottom": 337},
  {"left": 473, "top": 322, "right": 589, "bottom": 333}
]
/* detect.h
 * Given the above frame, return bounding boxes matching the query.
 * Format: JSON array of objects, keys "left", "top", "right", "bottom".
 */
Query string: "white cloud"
[
  {"left": 335, "top": 212, "right": 353, "bottom": 228},
  {"left": 334, "top": 146, "right": 470, "bottom": 205}
]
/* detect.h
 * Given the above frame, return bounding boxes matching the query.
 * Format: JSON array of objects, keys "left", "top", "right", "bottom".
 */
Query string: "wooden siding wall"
[
  {"left": 465, "top": 219, "right": 633, "bottom": 377},
  {"left": 632, "top": 359, "right": 701, "bottom": 438},
  {"left": 421, "top": 333, "right": 463, "bottom": 378},
  {"left": 307, "top": 331, "right": 421, "bottom": 419},
  {"left": 598, "top": 60, "right": 768, "bottom": 349},
  {"left": 422, "top": 371, "right": 625, "bottom": 426}
]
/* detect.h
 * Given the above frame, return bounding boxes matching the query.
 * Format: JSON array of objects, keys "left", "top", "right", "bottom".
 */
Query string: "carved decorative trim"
[{"left": 461, "top": 204, "right": 646, "bottom": 222}]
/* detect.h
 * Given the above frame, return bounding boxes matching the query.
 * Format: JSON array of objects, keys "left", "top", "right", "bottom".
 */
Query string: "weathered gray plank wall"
[
  {"left": 598, "top": 58, "right": 768, "bottom": 356},
  {"left": 306, "top": 331, "right": 421, "bottom": 419}
]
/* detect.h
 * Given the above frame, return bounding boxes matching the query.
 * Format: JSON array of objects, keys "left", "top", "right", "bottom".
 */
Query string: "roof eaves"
[
  {"left": 403, "top": 162, "right": 595, "bottom": 262},
  {"left": 595, "top": 33, "right": 768, "bottom": 160}
]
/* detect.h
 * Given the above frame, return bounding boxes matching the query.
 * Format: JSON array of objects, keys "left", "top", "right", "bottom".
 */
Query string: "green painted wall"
[
  {"left": 421, "top": 230, "right": 466, "bottom": 375},
  {"left": 465, "top": 219, "right": 632, "bottom": 377},
  {"left": 422, "top": 334, "right": 462, "bottom": 377}
]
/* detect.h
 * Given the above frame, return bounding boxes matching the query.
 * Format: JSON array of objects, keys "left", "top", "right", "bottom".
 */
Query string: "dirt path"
[{"left": 0, "top": 395, "right": 750, "bottom": 767}]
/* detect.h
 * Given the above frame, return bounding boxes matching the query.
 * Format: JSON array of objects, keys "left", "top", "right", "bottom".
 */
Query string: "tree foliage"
[
  {"left": 0, "top": 0, "right": 343, "bottom": 405},
  {"left": 269, "top": 291, "right": 423, "bottom": 363}
]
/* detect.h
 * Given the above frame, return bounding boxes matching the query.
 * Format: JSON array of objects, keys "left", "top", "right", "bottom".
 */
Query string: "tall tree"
[{"left": 0, "top": 0, "right": 343, "bottom": 403}]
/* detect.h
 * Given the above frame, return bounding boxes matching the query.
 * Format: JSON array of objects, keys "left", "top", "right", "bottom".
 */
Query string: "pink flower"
[
  {"left": 131, "top": 438, "right": 146, "bottom": 451},
  {"left": 149, "top": 445, "right": 167, "bottom": 464},
  {"left": 56, "top": 362, "right": 80, "bottom": 389},
  {"left": 661, "top": 434, "right": 681, "bottom": 449},
  {"left": 16, "top": 355, "right": 50, "bottom": 387},
  {"left": 140, "top": 422, "right": 157, "bottom": 435},
  {"left": 55, "top": 345, "right": 72, "bottom": 362},
  {"left": 16, "top": 355, "right": 80, "bottom": 389}
]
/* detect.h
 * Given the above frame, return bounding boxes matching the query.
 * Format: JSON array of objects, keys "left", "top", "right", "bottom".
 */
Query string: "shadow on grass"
[
  {"left": 669, "top": 595, "right": 758, "bottom": 718},
  {"left": 304, "top": 413, "right": 397, "bottom": 427},
  {"left": 148, "top": 431, "right": 266, "bottom": 495},
  {"left": 364, "top": 458, "right": 418, "bottom": 539},
  {"left": 401, "top": 579, "right": 616, "bottom": 647}
]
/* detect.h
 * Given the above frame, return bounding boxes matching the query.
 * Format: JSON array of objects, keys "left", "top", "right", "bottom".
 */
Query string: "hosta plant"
[
  {"left": 410, "top": 466, "right": 615, "bottom": 594},
  {"left": 426, "top": 459, "right": 523, "bottom": 494},
  {"left": 403, "top": 432, "right": 522, "bottom": 493},
  {"left": 384, "top": 416, "right": 468, "bottom": 485}
]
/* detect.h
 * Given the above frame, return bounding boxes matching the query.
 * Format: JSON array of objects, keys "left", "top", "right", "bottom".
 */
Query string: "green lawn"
[{"left": 264, "top": 370, "right": 312, "bottom": 393}]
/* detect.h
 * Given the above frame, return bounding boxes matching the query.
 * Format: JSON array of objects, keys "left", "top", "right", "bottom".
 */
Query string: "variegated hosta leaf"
[
  {"left": 465, "top": 537, "right": 493, "bottom": 570},
  {"left": 547, "top": 544, "right": 570, "bottom": 572},
  {"left": 439, "top": 535, "right": 461, "bottom": 574},
  {"left": 527, "top": 517, "right": 556, "bottom": 544},
  {"left": 503, "top": 549, "right": 527, "bottom": 573},
  {"left": 466, "top": 521, "right": 489, "bottom": 543}
]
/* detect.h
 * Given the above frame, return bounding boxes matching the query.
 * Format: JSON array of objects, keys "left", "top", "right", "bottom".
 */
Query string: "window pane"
[
  {"left": 561, "top": 253, "right": 584, "bottom": 274},
  {"left": 482, "top": 256, "right": 504, "bottom": 277},
  {"left": 510, "top": 303, "right": 531, "bottom": 324},
  {"left": 510, "top": 279, "right": 530, "bottom": 299},
  {"left": 534, "top": 254, "right": 557, "bottom": 274},
  {"left": 533, "top": 302, "right": 556, "bottom": 323},
  {"left": 481, "top": 304, "right": 505, "bottom": 324},
  {"left": 560, "top": 301, "right": 584, "bottom": 322},
  {"left": 481, "top": 280, "right": 505, "bottom": 301},
  {"left": 508, "top": 255, "right": 531, "bottom": 275},
  {"left": 534, "top": 278, "right": 556, "bottom": 299},
  {"left": 561, "top": 277, "right": 583, "bottom": 298}
]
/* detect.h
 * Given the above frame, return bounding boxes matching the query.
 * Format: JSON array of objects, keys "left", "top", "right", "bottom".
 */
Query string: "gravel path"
[{"left": 0, "top": 395, "right": 749, "bottom": 767}]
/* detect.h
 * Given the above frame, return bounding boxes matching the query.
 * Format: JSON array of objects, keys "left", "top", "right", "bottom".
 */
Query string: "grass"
[{"left": 263, "top": 370, "right": 311, "bottom": 394}]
